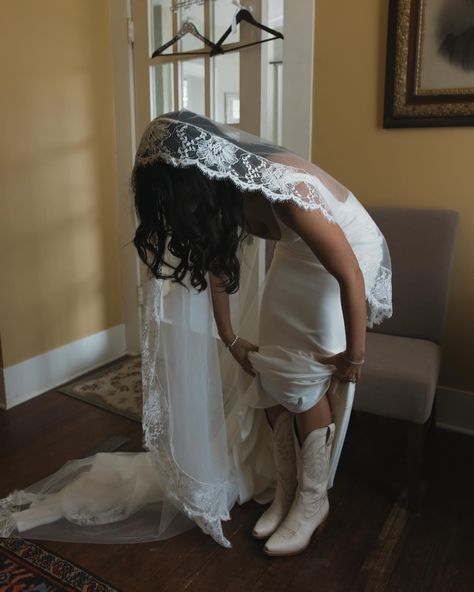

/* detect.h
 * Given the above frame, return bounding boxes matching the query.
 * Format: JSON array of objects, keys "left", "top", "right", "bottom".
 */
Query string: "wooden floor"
[{"left": 1, "top": 360, "right": 473, "bottom": 592}]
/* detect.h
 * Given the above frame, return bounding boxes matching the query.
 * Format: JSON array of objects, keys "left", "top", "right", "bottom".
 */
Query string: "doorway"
[{"left": 111, "top": 0, "right": 315, "bottom": 353}]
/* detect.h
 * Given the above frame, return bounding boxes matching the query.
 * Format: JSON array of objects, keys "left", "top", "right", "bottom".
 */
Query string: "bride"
[{"left": 0, "top": 110, "right": 392, "bottom": 557}]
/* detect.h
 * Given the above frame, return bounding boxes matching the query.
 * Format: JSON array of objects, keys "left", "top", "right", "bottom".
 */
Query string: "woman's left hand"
[{"left": 319, "top": 351, "right": 363, "bottom": 384}]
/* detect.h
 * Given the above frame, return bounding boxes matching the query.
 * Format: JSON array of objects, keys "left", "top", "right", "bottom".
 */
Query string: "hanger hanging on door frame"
[
  {"left": 152, "top": 20, "right": 223, "bottom": 58},
  {"left": 210, "top": 8, "right": 284, "bottom": 57}
]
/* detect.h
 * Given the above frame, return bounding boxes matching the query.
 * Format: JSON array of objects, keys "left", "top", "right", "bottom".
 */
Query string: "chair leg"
[
  {"left": 428, "top": 394, "right": 438, "bottom": 439},
  {"left": 404, "top": 420, "right": 427, "bottom": 512}
]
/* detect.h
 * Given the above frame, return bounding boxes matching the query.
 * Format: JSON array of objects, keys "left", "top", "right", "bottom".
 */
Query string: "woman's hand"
[
  {"left": 319, "top": 351, "right": 364, "bottom": 384},
  {"left": 228, "top": 338, "right": 259, "bottom": 376}
]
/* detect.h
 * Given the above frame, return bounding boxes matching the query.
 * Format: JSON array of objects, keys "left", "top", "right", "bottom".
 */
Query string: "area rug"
[
  {"left": 58, "top": 355, "right": 142, "bottom": 423},
  {"left": 0, "top": 537, "right": 122, "bottom": 591}
]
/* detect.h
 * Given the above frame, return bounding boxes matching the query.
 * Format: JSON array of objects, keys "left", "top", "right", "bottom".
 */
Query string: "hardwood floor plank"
[
  {"left": 162, "top": 501, "right": 273, "bottom": 592},
  {"left": 383, "top": 429, "right": 474, "bottom": 592},
  {"left": 0, "top": 393, "right": 139, "bottom": 492},
  {"left": 353, "top": 497, "right": 410, "bottom": 591},
  {"left": 1, "top": 374, "right": 473, "bottom": 591}
]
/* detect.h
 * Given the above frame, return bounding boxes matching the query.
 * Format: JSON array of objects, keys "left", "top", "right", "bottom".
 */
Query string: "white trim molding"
[
  {"left": 282, "top": 0, "right": 315, "bottom": 159},
  {"left": 109, "top": 0, "right": 143, "bottom": 355},
  {"left": 436, "top": 385, "right": 474, "bottom": 436},
  {"left": 0, "top": 325, "right": 126, "bottom": 410}
]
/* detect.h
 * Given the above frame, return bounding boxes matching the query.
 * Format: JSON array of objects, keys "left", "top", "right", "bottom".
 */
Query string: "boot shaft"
[{"left": 293, "top": 420, "right": 336, "bottom": 495}]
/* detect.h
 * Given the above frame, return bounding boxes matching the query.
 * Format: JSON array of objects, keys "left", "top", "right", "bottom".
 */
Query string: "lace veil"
[
  {"left": 0, "top": 110, "right": 392, "bottom": 549},
  {"left": 134, "top": 110, "right": 392, "bottom": 326}
]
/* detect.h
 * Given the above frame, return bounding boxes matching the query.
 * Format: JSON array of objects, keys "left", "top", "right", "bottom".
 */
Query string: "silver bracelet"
[
  {"left": 342, "top": 356, "right": 365, "bottom": 365},
  {"left": 226, "top": 335, "right": 239, "bottom": 350}
]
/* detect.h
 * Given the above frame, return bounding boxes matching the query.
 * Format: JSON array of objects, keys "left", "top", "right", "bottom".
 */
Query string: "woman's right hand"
[
  {"left": 229, "top": 338, "right": 259, "bottom": 376},
  {"left": 319, "top": 351, "right": 363, "bottom": 383}
]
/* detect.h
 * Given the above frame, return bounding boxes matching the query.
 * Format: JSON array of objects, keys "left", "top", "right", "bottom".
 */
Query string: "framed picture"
[{"left": 384, "top": 0, "right": 474, "bottom": 128}]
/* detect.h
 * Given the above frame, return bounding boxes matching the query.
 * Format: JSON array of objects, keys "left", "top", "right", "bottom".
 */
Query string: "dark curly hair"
[{"left": 132, "top": 160, "right": 251, "bottom": 294}]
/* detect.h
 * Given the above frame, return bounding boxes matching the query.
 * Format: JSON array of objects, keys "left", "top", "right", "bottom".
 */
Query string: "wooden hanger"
[
  {"left": 210, "top": 8, "right": 283, "bottom": 57},
  {"left": 152, "top": 20, "right": 223, "bottom": 58}
]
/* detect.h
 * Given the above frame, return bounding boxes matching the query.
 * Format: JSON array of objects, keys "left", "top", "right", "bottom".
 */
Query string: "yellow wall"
[
  {"left": 0, "top": 1, "right": 123, "bottom": 367},
  {"left": 313, "top": 1, "right": 474, "bottom": 392}
]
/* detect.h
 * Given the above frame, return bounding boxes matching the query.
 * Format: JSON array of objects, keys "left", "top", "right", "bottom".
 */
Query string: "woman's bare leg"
[
  {"left": 294, "top": 393, "right": 333, "bottom": 444},
  {"left": 265, "top": 390, "right": 334, "bottom": 440}
]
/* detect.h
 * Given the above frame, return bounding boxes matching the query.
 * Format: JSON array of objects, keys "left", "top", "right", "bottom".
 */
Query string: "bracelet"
[
  {"left": 342, "top": 356, "right": 365, "bottom": 365},
  {"left": 226, "top": 335, "right": 239, "bottom": 350}
]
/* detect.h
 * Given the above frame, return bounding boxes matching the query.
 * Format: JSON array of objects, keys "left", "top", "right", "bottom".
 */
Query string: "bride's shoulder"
[
  {"left": 267, "top": 152, "right": 313, "bottom": 173},
  {"left": 271, "top": 200, "right": 335, "bottom": 232},
  {"left": 267, "top": 153, "right": 350, "bottom": 201}
]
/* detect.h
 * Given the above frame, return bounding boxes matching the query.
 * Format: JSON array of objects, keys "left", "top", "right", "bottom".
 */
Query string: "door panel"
[
  {"left": 132, "top": 0, "right": 270, "bottom": 134},
  {"left": 124, "top": 0, "right": 313, "bottom": 351}
]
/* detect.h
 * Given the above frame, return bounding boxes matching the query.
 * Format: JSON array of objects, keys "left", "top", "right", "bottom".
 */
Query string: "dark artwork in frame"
[{"left": 384, "top": 0, "right": 474, "bottom": 128}]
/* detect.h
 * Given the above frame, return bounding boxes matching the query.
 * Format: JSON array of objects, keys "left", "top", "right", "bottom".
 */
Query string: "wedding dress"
[{"left": 0, "top": 110, "right": 392, "bottom": 548}]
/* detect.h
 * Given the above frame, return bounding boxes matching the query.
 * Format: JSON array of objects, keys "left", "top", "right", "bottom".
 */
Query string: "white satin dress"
[{"left": 243, "top": 192, "right": 385, "bottom": 487}]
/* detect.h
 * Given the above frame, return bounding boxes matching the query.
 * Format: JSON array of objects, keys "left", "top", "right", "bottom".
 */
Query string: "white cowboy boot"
[
  {"left": 263, "top": 419, "right": 336, "bottom": 556},
  {"left": 252, "top": 410, "right": 298, "bottom": 539}
]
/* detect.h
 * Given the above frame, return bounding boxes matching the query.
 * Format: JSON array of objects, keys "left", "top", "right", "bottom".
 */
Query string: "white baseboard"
[
  {"left": 436, "top": 385, "right": 474, "bottom": 436},
  {"left": 0, "top": 325, "right": 127, "bottom": 410}
]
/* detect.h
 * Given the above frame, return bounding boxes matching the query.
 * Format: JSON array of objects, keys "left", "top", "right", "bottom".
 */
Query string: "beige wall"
[
  {"left": 0, "top": 0, "right": 123, "bottom": 367},
  {"left": 313, "top": 1, "right": 474, "bottom": 392}
]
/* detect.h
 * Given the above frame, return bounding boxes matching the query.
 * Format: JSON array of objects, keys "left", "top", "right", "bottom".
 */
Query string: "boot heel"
[{"left": 316, "top": 512, "right": 330, "bottom": 533}]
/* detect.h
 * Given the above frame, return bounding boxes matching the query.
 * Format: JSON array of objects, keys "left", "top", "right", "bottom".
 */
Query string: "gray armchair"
[{"left": 355, "top": 206, "right": 460, "bottom": 511}]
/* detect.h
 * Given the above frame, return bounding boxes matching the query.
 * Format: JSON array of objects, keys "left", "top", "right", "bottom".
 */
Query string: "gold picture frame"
[{"left": 384, "top": 0, "right": 474, "bottom": 128}]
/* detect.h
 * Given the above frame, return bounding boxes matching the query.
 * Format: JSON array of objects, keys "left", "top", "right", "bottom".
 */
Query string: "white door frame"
[
  {"left": 282, "top": 0, "right": 315, "bottom": 159},
  {"left": 109, "top": 0, "right": 142, "bottom": 354},
  {"left": 109, "top": 0, "right": 316, "bottom": 354}
]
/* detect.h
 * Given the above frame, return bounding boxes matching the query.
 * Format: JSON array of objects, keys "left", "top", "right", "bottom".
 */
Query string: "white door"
[
  {"left": 132, "top": 0, "right": 283, "bottom": 139},
  {"left": 115, "top": 0, "right": 314, "bottom": 352}
]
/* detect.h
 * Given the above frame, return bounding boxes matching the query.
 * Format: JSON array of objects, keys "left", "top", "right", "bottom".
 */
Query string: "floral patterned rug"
[
  {"left": 0, "top": 537, "right": 122, "bottom": 591},
  {"left": 58, "top": 355, "right": 142, "bottom": 422}
]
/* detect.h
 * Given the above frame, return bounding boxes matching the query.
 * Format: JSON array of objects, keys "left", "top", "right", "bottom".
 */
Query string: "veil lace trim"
[
  {"left": 134, "top": 118, "right": 337, "bottom": 224},
  {"left": 141, "top": 275, "right": 235, "bottom": 548},
  {"left": 135, "top": 116, "right": 393, "bottom": 329},
  {"left": 0, "top": 492, "right": 32, "bottom": 537},
  {"left": 365, "top": 265, "right": 392, "bottom": 328}
]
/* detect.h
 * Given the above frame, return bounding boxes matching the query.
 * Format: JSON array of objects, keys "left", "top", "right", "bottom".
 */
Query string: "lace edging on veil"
[
  {"left": 365, "top": 266, "right": 393, "bottom": 328},
  {"left": 135, "top": 116, "right": 393, "bottom": 329},
  {"left": 134, "top": 118, "right": 337, "bottom": 224},
  {"left": 141, "top": 276, "right": 235, "bottom": 548}
]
